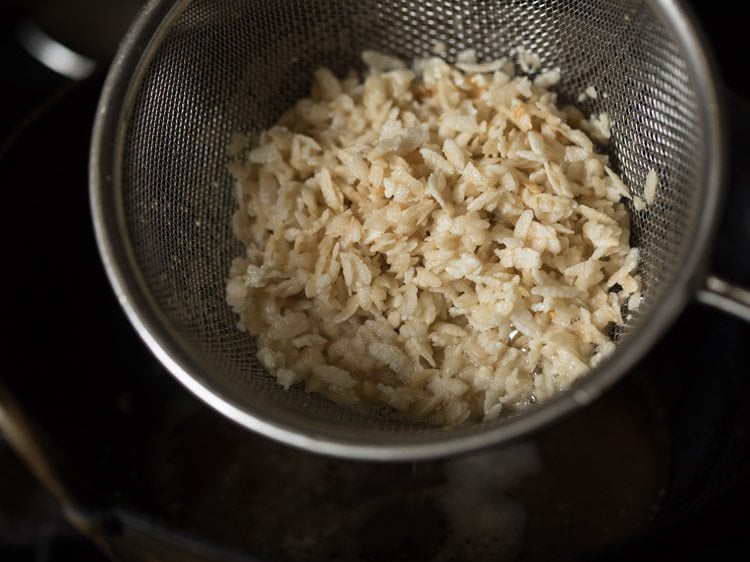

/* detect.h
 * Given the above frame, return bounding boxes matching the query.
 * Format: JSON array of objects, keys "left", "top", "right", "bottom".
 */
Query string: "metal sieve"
[{"left": 90, "top": 0, "right": 749, "bottom": 461}]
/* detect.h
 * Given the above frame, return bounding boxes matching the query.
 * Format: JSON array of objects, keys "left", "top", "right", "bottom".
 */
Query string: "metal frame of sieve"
[{"left": 91, "top": 0, "right": 744, "bottom": 461}]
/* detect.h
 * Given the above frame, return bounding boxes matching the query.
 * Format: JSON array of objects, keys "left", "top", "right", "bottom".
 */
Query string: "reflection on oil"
[{"left": 143, "top": 380, "right": 667, "bottom": 561}]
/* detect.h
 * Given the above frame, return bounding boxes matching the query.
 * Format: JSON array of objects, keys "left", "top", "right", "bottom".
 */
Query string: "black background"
[{"left": 0, "top": 1, "right": 748, "bottom": 561}]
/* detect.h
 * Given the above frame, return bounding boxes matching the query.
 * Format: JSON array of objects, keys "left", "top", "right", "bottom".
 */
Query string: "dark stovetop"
[{"left": 1, "top": 2, "right": 749, "bottom": 562}]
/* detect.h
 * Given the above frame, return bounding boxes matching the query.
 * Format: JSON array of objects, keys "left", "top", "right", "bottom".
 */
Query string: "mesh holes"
[{"left": 120, "top": 0, "right": 704, "bottom": 435}]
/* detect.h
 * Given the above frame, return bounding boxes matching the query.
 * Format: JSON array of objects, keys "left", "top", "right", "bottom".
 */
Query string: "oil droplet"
[{"left": 507, "top": 328, "right": 520, "bottom": 346}]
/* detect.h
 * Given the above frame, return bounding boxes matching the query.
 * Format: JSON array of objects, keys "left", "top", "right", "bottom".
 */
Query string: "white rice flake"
[{"left": 226, "top": 47, "right": 642, "bottom": 427}]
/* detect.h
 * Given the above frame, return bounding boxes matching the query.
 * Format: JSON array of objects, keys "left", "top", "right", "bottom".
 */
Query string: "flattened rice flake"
[{"left": 226, "top": 50, "right": 642, "bottom": 426}]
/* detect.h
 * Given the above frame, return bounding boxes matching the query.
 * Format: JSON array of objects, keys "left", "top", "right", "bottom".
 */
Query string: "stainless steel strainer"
[{"left": 90, "top": 0, "right": 749, "bottom": 461}]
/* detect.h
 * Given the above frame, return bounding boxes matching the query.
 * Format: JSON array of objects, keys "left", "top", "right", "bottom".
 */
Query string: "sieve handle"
[
  {"left": 697, "top": 275, "right": 750, "bottom": 322},
  {"left": 694, "top": 92, "right": 750, "bottom": 323}
]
